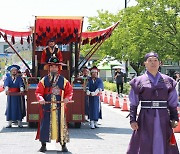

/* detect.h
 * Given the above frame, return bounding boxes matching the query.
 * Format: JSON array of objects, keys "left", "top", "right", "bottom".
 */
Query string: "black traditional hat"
[
  {"left": 43, "top": 56, "right": 66, "bottom": 70},
  {"left": 47, "top": 56, "right": 66, "bottom": 66},
  {"left": 47, "top": 37, "right": 56, "bottom": 45},
  {"left": 7, "top": 65, "right": 20, "bottom": 71}
]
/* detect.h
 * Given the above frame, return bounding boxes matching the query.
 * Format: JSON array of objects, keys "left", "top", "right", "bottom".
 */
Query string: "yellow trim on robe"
[
  {"left": 51, "top": 94, "right": 58, "bottom": 140},
  {"left": 63, "top": 78, "right": 68, "bottom": 89},
  {"left": 40, "top": 77, "right": 45, "bottom": 87}
]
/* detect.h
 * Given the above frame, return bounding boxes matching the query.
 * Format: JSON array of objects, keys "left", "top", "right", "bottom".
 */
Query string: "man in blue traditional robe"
[
  {"left": 81, "top": 66, "right": 90, "bottom": 119},
  {"left": 86, "top": 66, "right": 104, "bottom": 129},
  {"left": 4, "top": 65, "right": 26, "bottom": 128},
  {"left": 127, "top": 52, "right": 179, "bottom": 154}
]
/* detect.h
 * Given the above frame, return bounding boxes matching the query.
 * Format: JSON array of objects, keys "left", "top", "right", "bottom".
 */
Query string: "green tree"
[
  {"left": 84, "top": 0, "right": 180, "bottom": 75},
  {"left": 137, "top": 0, "right": 180, "bottom": 59}
]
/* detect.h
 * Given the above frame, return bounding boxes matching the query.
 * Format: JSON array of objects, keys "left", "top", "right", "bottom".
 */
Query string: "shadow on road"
[
  {"left": 45, "top": 150, "right": 72, "bottom": 154},
  {"left": 69, "top": 122, "right": 132, "bottom": 140},
  {"left": 0, "top": 122, "right": 37, "bottom": 133}
]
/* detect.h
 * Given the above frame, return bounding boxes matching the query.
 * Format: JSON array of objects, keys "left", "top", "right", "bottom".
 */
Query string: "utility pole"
[
  {"left": 125, "top": 0, "right": 127, "bottom": 8},
  {"left": 124, "top": 0, "right": 128, "bottom": 82}
]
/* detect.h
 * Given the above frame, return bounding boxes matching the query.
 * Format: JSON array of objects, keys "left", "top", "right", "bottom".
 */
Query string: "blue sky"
[{"left": 0, "top": 0, "right": 137, "bottom": 31}]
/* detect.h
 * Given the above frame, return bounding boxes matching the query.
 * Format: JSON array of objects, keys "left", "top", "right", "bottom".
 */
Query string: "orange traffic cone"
[
  {"left": 100, "top": 92, "right": 103, "bottom": 102},
  {"left": 103, "top": 92, "right": 108, "bottom": 104},
  {"left": 0, "top": 86, "right": 4, "bottom": 92},
  {"left": 173, "top": 107, "right": 180, "bottom": 133},
  {"left": 121, "top": 96, "right": 129, "bottom": 111},
  {"left": 114, "top": 94, "right": 121, "bottom": 108},
  {"left": 169, "top": 132, "right": 176, "bottom": 145},
  {"left": 108, "top": 93, "right": 114, "bottom": 106},
  {"left": 173, "top": 121, "right": 180, "bottom": 133}
]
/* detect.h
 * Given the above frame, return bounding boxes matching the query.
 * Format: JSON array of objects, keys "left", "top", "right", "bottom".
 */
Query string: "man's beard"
[
  {"left": 50, "top": 71, "right": 57, "bottom": 76},
  {"left": 11, "top": 72, "right": 17, "bottom": 76},
  {"left": 92, "top": 75, "right": 97, "bottom": 79}
]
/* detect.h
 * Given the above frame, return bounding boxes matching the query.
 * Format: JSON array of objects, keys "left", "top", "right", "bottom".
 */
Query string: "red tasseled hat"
[{"left": 89, "top": 66, "right": 100, "bottom": 73}]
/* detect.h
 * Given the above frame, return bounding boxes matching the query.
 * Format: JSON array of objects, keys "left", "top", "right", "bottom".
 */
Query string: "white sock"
[
  {"left": 90, "top": 121, "right": 95, "bottom": 128},
  {"left": 94, "top": 121, "right": 98, "bottom": 127},
  {"left": 18, "top": 121, "right": 22, "bottom": 127},
  {"left": 8, "top": 121, "right": 12, "bottom": 126}
]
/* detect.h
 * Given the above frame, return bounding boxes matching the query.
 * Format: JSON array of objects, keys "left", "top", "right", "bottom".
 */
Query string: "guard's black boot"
[
  {"left": 39, "top": 142, "right": 47, "bottom": 153},
  {"left": 62, "top": 143, "right": 68, "bottom": 152}
]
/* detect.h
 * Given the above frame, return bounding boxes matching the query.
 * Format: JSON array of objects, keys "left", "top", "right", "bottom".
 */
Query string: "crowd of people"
[
  {"left": 1, "top": 37, "right": 180, "bottom": 154},
  {"left": 2, "top": 38, "right": 105, "bottom": 152}
]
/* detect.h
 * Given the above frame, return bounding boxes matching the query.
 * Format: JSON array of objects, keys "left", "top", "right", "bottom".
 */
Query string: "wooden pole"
[{"left": 32, "top": 17, "right": 37, "bottom": 76}]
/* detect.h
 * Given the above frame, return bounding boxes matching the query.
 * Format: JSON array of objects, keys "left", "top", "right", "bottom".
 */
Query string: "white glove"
[
  {"left": 5, "top": 86, "right": 9, "bottom": 95},
  {"left": 86, "top": 90, "right": 90, "bottom": 95},
  {"left": 4, "top": 86, "right": 8, "bottom": 92},
  {"left": 94, "top": 89, "right": 100, "bottom": 95},
  {"left": 63, "top": 98, "right": 69, "bottom": 104},
  {"left": 20, "top": 87, "right": 24, "bottom": 92},
  {"left": 91, "top": 92, "right": 95, "bottom": 96}
]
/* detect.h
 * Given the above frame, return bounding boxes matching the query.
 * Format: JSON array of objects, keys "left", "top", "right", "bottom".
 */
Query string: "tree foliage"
[{"left": 84, "top": 0, "right": 180, "bottom": 75}]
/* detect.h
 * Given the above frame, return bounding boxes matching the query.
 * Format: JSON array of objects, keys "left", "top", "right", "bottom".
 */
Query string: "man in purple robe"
[
  {"left": 86, "top": 66, "right": 104, "bottom": 129},
  {"left": 127, "top": 52, "right": 179, "bottom": 154}
]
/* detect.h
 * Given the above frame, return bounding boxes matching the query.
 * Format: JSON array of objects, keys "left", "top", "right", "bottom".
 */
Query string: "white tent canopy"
[{"left": 112, "top": 65, "right": 124, "bottom": 69}]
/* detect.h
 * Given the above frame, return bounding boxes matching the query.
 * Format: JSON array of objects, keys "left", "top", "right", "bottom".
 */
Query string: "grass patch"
[{"left": 103, "top": 81, "right": 131, "bottom": 95}]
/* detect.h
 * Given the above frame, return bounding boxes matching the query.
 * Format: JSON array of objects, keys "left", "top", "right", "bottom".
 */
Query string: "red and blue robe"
[
  {"left": 4, "top": 75, "right": 26, "bottom": 121},
  {"left": 35, "top": 74, "right": 73, "bottom": 143}
]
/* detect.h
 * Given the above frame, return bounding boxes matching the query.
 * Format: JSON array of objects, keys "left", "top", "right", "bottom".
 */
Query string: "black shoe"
[
  {"left": 18, "top": 125, "right": 23, "bottom": 128},
  {"left": 95, "top": 125, "right": 99, "bottom": 128},
  {"left": 62, "top": 144, "right": 68, "bottom": 152},
  {"left": 39, "top": 145, "right": 47, "bottom": 153},
  {"left": 85, "top": 119, "right": 89, "bottom": 122}
]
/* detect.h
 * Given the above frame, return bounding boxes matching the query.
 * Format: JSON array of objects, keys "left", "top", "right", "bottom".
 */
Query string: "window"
[{"left": 3, "top": 45, "right": 9, "bottom": 53}]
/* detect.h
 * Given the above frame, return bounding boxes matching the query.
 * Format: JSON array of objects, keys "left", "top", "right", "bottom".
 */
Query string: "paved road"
[{"left": 0, "top": 91, "right": 179, "bottom": 154}]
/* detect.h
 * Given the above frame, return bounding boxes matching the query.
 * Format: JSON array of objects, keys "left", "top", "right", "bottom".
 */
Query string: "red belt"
[{"left": 8, "top": 88, "right": 20, "bottom": 92}]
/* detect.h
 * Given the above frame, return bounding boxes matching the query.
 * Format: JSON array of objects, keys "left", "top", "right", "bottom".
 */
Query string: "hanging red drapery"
[
  {"left": 0, "top": 28, "right": 32, "bottom": 45},
  {"left": 35, "top": 16, "right": 83, "bottom": 46},
  {"left": 0, "top": 28, "right": 31, "bottom": 37},
  {"left": 81, "top": 22, "right": 119, "bottom": 45}
]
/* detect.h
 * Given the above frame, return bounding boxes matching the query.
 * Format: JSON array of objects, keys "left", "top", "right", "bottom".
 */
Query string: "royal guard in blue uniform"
[
  {"left": 4, "top": 65, "right": 26, "bottom": 128},
  {"left": 35, "top": 56, "right": 73, "bottom": 152},
  {"left": 127, "top": 52, "right": 179, "bottom": 154},
  {"left": 86, "top": 66, "right": 104, "bottom": 129}
]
